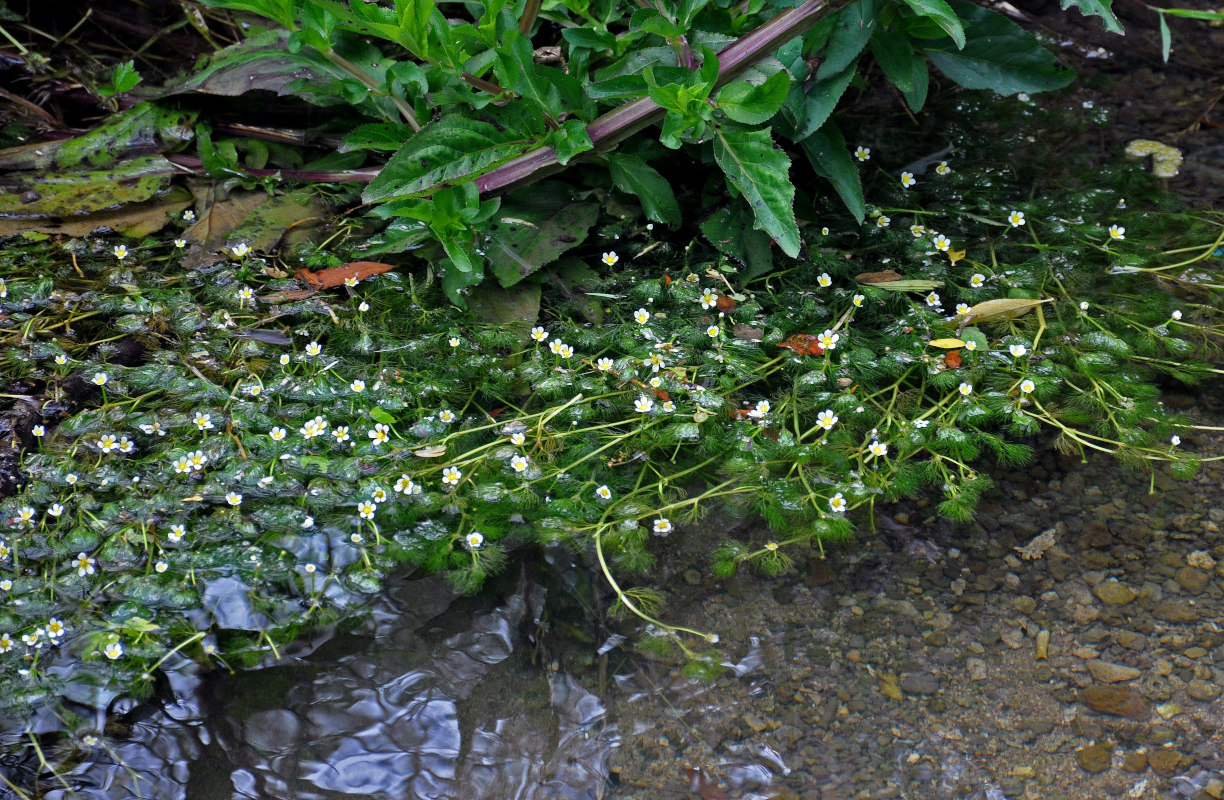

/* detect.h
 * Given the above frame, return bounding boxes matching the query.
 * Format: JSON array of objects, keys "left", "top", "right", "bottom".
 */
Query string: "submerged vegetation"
[{"left": 2, "top": 0, "right": 1224, "bottom": 786}]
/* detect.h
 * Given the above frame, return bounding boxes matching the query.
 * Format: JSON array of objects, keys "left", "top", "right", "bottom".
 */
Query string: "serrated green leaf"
[
  {"left": 716, "top": 71, "right": 791, "bottom": 125},
  {"left": 869, "top": 29, "right": 917, "bottom": 92},
  {"left": 363, "top": 115, "right": 537, "bottom": 202},
  {"left": 799, "top": 122, "right": 865, "bottom": 223},
  {"left": 338, "top": 123, "right": 414, "bottom": 153},
  {"left": 784, "top": 61, "right": 856, "bottom": 141},
  {"left": 701, "top": 204, "right": 772, "bottom": 280},
  {"left": 898, "top": 0, "right": 965, "bottom": 48},
  {"left": 547, "top": 119, "right": 594, "bottom": 165},
  {"left": 923, "top": 2, "right": 1075, "bottom": 96},
  {"left": 483, "top": 182, "right": 598, "bottom": 287},
  {"left": 608, "top": 154, "right": 681, "bottom": 226},
  {"left": 1060, "top": 0, "right": 1124, "bottom": 33},
  {"left": 901, "top": 55, "right": 930, "bottom": 111},
  {"left": 712, "top": 124, "right": 799, "bottom": 258},
  {"left": 816, "top": 0, "right": 880, "bottom": 80}
]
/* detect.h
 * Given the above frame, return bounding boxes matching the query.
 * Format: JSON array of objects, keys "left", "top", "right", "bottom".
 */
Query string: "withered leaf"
[
  {"left": 855, "top": 270, "right": 904, "bottom": 284},
  {"left": 297, "top": 261, "right": 396, "bottom": 289}
]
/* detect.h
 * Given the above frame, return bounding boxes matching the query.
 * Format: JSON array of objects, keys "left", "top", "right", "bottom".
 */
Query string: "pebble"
[
  {"left": 1087, "top": 660, "right": 1141, "bottom": 683},
  {"left": 967, "top": 658, "right": 988, "bottom": 681},
  {"left": 1186, "top": 678, "right": 1222, "bottom": 701},
  {"left": 1076, "top": 743, "right": 1112, "bottom": 773},
  {"left": 900, "top": 672, "right": 940, "bottom": 696},
  {"left": 1147, "top": 748, "right": 1188, "bottom": 777},
  {"left": 1079, "top": 685, "right": 1149, "bottom": 719},
  {"left": 1120, "top": 751, "right": 1147, "bottom": 772},
  {"left": 1175, "top": 566, "right": 1210, "bottom": 594},
  {"left": 1094, "top": 580, "right": 1137, "bottom": 605},
  {"left": 1153, "top": 603, "right": 1199, "bottom": 623}
]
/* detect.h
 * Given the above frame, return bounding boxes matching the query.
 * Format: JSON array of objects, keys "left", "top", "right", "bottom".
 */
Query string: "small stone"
[
  {"left": 1076, "top": 743, "right": 1112, "bottom": 773},
  {"left": 741, "top": 713, "right": 773, "bottom": 732},
  {"left": 1153, "top": 603, "right": 1198, "bottom": 623},
  {"left": 1204, "top": 777, "right": 1224, "bottom": 799},
  {"left": 1175, "top": 566, "right": 1209, "bottom": 595},
  {"left": 1120, "top": 751, "right": 1147, "bottom": 772},
  {"left": 1186, "top": 679, "right": 1222, "bottom": 702},
  {"left": 1087, "top": 659, "right": 1141, "bottom": 683},
  {"left": 1013, "top": 596, "right": 1037, "bottom": 615},
  {"left": 1155, "top": 701, "right": 1182, "bottom": 720},
  {"left": 682, "top": 569, "right": 702, "bottom": 585},
  {"left": 1186, "top": 550, "right": 1216, "bottom": 570},
  {"left": 901, "top": 672, "right": 941, "bottom": 695},
  {"left": 1147, "top": 749, "right": 1187, "bottom": 777},
  {"left": 1184, "top": 646, "right": 1208, "bottom": 659},
  {"left": 1094, "top": 580, "right": 1137, "bottom": 605},
  {"left": 1080, "top": 685, "right": 1149, "bottom": 719},
  {"left": 967, "top": 658, "right": 988, "bottom": 681},
  {"left": 1035, "top": 629, "right": 1050, "bottom": 659}
]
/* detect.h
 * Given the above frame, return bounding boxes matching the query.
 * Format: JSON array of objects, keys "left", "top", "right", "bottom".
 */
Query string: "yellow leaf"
[
  {"left": 964, "top": 297, "right": 1053, "bottom": 323},
  {"left": 947, "top": 249, "right": 966, "bottom": 265},
  {"left": 182, "top": 494, "right": 203, "bottom": 502},
  {"left": 929, "top": 338, "right": 965, "bottom": 349},
  {"left": 413, "top": 445, "right": 447, "bottom": 458}
]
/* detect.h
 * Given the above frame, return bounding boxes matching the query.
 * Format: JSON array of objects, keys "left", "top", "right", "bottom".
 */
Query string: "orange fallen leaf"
[
  {"left": 297, "top": 261, "right": 397, "bottom": 289},
  {"left": 777, "top": 334, "right": 825, "bottom": 356},
  {"left": 944, "top": 349, "right": 963, "bottom": 369},
  {"left": 714, "top": 295, "right": 737, "bottom": 315}
]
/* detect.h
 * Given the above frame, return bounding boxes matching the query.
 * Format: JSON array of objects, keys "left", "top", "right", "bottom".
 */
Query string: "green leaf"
[
  {"left": 338, "top": 123, "right": 414, "bottom": 152},
  {"left": 1158, "top": 11, "right": 1171, "bottom": 62},
  {"left": 897, "top": 0, "right": 965, "bottom": 48},
  {"left": 561, "top": 28, "right": 617, "bottom": 50},
  {"left": 546, "top": 119, "right": 594, "bottom": 165},
  {"left": 816, "top": 0, "right": 880, "bottom": 80},
  {"left": 363, "top": 114, "right": 538, "bottom": 202},
  {"left": 712, "top": 124, "right": 800, "bottom": 258},
  {"left": 607, "top": 154, "right": 681, "bottom": 226},
  {"left": 799, "top": 122, "right": 865, "bottom": 223},
  {"left": 923, "top": 2, "right": 1075, "bottom": 96},
  {"left": 369, "top": 407, "right": 397, "bottom": 425},
  {"left": 483, "top": 182, "right": 599, "bottom": 287},
  {"left": 700, "top": 204, "right": 772, "bottom": 281},
  {"left": 869, "top": 29, "right": 916, "bottom": 92},
  {"left": 1060, "top": 0, "right": 1124, "bottom": 33},
  {"left": 901, "top": 55, "right": 930, "bottom": 111},
  {"left": 160, "top": 29, "right": 322, "bottom": 97},
  {"left": 1153, "top": 7, "right": 1224, "bottom": 19},
  {"left": 716, "top": 71, "right": 791, "bottom": 125},
  {"left": 783, "top": 61, "right": 856, "bottom": 141},
  {"left": 110, "top": 61, "right": 143, "bottom": 94}
]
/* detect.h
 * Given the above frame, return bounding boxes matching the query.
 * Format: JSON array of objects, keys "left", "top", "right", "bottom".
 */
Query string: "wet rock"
[
  {"left": 1087, "top": 660, "right": 1141, "bottom": 683},
  {"left": 1205, "top": 778, "right": 1224, "bottom": 799},
  {"left": 1153, "top": 603, "right": 1199, "bottom": 623},
  {"left": 1175, "top": 566, "right": 1209, "bottom": 594},
  {"left": 1094, "top": 580, "right": 1137, "bottom": 606},
  {"left": 900, "top": 672, "right": 940, "bottom": 695},
  {"left": 1080, "top": 685, "right": 1149, "bottom": 719},
  {"left": 966, "top": 658, "right": 987, "bottom": 681},
  {"left": 1120, "top": 751, "right": 1147, "bottom": 772},
  {"left": 1186, "top": 679, "right": 1222, "bottom": 702},
  {"left": 1013, "top": 596, "right": 1036, "bottom": 615},
  {"left": 1076, "top": 743, "right": 1112, "bottom": 773},
  {"left": 1147, "top": 748, "right": 1188, "bottom": 777}
]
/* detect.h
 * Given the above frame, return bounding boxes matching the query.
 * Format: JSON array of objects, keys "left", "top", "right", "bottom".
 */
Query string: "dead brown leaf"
[
  {"left": 297, "top": 261, "right": 397, "bottom": 289},
  {"left": 732, "top": 323, "right": 764, "bottom": 341},
  {"left": 855, "top": 270, "right": 904, "bottom": 284},
  {"left": 259, "top": 288, "right": 317, "bottom": 304}
]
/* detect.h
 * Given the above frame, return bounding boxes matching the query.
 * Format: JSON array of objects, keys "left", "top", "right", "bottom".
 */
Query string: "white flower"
[
  {"left": 75, "top": 552, "right": 96, "bottom": 576},
  {"left": 98, "top": 434, "right": 119, "bottom": 454},
  {"left": 173, "top": 455, "right": 192, "bottom": 474},
  {"left": 955, "top": 303, "right": 970, "bottom": 316},
  {"left": 1009, "top": 344, "right": 1027, "bottom": 357},
  {"left": 358, "top": 301, "right": 370, "bottom": 312},
  {"left": 442, "top": 466, "right": 462, "bottom": 486},
  {"left": 559, "top": 344, "right": 574, "bottom": 359},
  {"left": 1171, "top": 310, "right": 1182, "bottom": 321},
  {"left": 829, "top": 493, "right": 847, "bottom": 513},
  {"left": 47, "top": 618, "right": 66, "bottom": 640},
  {"left": 662, "top": 400, "right": 675, "bottom": 413},
  {"left": 816, "top": 410, "right": 838, "bottom": 430},
  {"left": 765, "top": 542, "right": 778, "bottom": 551},
  {"left": 194, "top": 412, "right": 214, "bottom": 431},
  {"left": 1019, "top": 379, "right": 1035, "bottom": 394},
  {"left": 394, "top": 475, "right": 420, "bottom": 495},
  {"left": 964, "top": 341, "right": 977, "bottom": 352},
  {"left": 854, "top": 146, "right": 870, "bottom": 161},
  {"left": 55, "top": 354, "right": 68, "bottom": 365},
  {"left": 510, "top": 455, "right": 528, "bottom": 473},
  {"left": 748, "top": 400, "right": 771, "bottom": 419},
  {"left": 48, "top": 503, "right": 64, "bottom": 517},
  {"left": 914, "top": 418, "right": 930, "bottom": 428},
  {"left": 649, "top": 376, "right": 662, "bottom": 388},
  {"left": 531, "top": 326, "right": 548, "bottom": 342},
  {"left": 466, "top": 531, "right": 485, "bottom": 549},
  {"left": 817, "top": 272, "right": 832, "bottom": 287},
  {"left": 32, "top": 425, "right": 45, "bottom": 437},
  {"left": 230, "top": 242, "right": 250, "bottom": 258},
  {"left": 357, "top": 501, "right": 376, "bottom": 520},
  {"left": 911, "top": 224, "right": 926, "bottom": 238},
  {"left": 155, "top": 560, "right": 168, "bottom": 574},
  {"left": 633, "top": 308, "right": 650, "bottom": 324},
  {"left": 596, "top": 485, "right": 612, "bottom": 500},
  {"left": 113, "top": 245, "right": 128, "bottom": 260},
  {"left": 439, "top": 409, "right": 456, "bottom": 424},
  {"left": 653, "top": 518, "right": 673, "bottom": 534},
  {"left": 602, "top": 251, "right": 619, "bottom": 266},
  {"left": 183, "top": 210, "right": 196, "bottom": 222},
  {"left": 817, "top": 329, "right": 840, "bottom": 351},
  {"left": 900, "top": 172, "right": 916, "bottom": 188},
  {"left": 0, "top": 634, "right": 11, "bottom": 653},
  {"left": 305, "top": 341, "right": 322, "bottom": 357},
  {"left": 238, "top": 286, "right": 254, "bottom": 301},
  {"left": 169, "top": 524, "right": 185, "bottom": 542},
  {"left": 510, "top": 431, "right": 526, "bottom": 445},
  {"left": 119, "top": 436, "right": 134, "bottom": 454},
  {"left": 280, "top": 354, "right": 291, "bottom": 366},
  {"left": 707, "top": 325, "right": 720, "bottom": 339},
  {"left": 821, "top": 227, "right": 830, "bottom": 236},
  {"left": 700, "top": 289, "right": 717, "bottom": 309},
  {"left": 1108, "top": 225, "right": 1125, "bottom": 240},
  {"left": 448, "top": 337, "right": 460, "bottom": 348},
  {"left": 925, "top": 292, "right": 941, "bottom": 308},
  {"left": 596, "top": 357, "right": 614, "bottom": 372},
  {"left": 371, "top": 488, "right": 388, "bottom": 503},
  {"left": 301, "top": 516, "right": 315, "bottom": 528},
  {"left": 1008, "top": 210, "right": 1026, "bottom": 227},
  {"left": 344, "top": 276, "right": 358, "bottom": 287},
  {"left": 853, "top": 294, "right": 865, "bottom": 307},
  {"left": 368, "top": 423, "right": 390, "bottom": 446},
  {"left": 93, "top": 372, "right": 108, "bottom": 386},
  {"left": 333, "top": 425, "right": 350, "bottom": 443},
  {"left": 634, "top": 396, "right": 654, "bottom": 413},
  {"left": 935, "top": 161, "right": 951, "bottom": 175},
  {"left": 933, "top": 234, "right": 951, "bottom": 252},
  {"left": 1079, "top": 301, "right": 1090, "bottom": 311},
  {"left": 304, "top": 563, "right": 317, "bottom": 573},
  {"left": 868, "top": 440, "right": 888, "bottom": 457},
  {"left": 66, "top": 473, "right": 78, "bottom": 484},
  {"left": 226, "top": 491, "right": 243, "bottom": 506},
  {"left": 351, "top": 532, "right": 364, "bottom": 544},
  {"left": 958, "top": 382, "right": 973, "bottom": 396},
  {"left": 970, "top": 273, "right": 986, "bottom": 288},
  {"left": 876, "top": 215, "right": 891, "bottom": 228},
  {"left": 350, "top": 379, "right": 365, "bottom": 393},
  {"left": 270, "top": 426, "right": 286, "bottom": 441},
  {"left": 174, "top": 238, "right": 186, "bottom": 248},
  {"left": 549, "top": 338, "right": 563, "bottom": 354},
  {"left": 139, "top": 421, "right": 166, "bottom": 436},
  {"left": 104, "top": 641, "right": 124, "bottom": 660},
  {"left": 1171, "top": 435, "right": 1181, "bottom": 447}
]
